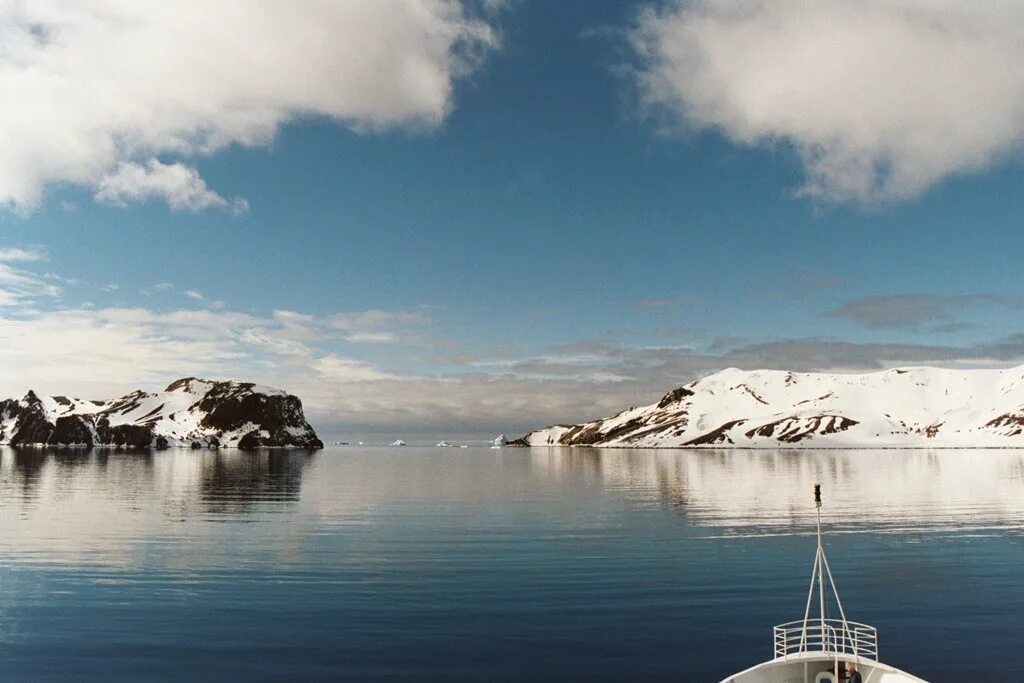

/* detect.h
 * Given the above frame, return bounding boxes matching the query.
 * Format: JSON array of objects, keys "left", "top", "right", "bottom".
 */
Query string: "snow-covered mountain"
[
  {"left": 0, "top": 378, "right": 323, "bottom": 449},
  {"left": 512, "top": 366, "right": 1024, "bottom": 448}
]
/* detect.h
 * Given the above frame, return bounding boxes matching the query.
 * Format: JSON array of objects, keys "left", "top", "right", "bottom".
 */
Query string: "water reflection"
[
  {"left": 0, "top": 447, "right": 1021, "bottom": 682},
  {"left": 199, "top": 451, "right": 316, "bottom": 513},
  {"left": 2, "top": 446, "right": 1022, "bottom": 567},
  {"left": 0, "top": 448, "right": 315, "bottom": 510},
  {"left": 528, "top": 448, "right": 1024, "bottom": 534},
  {"left": 8, "top": 448, "right": 49, "bottom": 500}
]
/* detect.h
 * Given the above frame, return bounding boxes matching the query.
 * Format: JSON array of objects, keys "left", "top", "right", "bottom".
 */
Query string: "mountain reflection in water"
[
  {"left": 527, "top": 448, "right": 1024, "bottom": 534},
  {"left": 2, "top": 448, "right": 316, "bottom": 511},
  {"left": 0, "top": 446, "right": 1021, "bottom": 682}
]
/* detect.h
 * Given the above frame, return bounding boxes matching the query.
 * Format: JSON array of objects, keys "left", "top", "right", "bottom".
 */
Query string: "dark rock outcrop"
[
  {"left": 0, "top": 379, "right": 322, "bottom": 450},
  {"left": 193, "top": 382, "right": 321, "bottom": 449},
  {"left": 49, "top": 415, "right": 93, "bottom": 445},
  {"left": 9, "top": 392, "right": 56, "bottom": 445}
]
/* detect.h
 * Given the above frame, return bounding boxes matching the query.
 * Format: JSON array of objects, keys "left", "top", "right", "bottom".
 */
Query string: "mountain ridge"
[
  {"left": 512, "top": 365, "right": 1024, "bottom": 448},
  {"left": 0, "top": 378, "right": 323, "bottom": 449}
]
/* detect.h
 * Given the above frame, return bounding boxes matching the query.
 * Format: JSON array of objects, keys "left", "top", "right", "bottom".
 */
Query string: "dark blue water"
[{"left": 1, "top": 447, "right": 1021, "bottom": 682}]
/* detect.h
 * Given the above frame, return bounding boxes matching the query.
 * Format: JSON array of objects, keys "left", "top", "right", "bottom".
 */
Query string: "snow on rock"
[
  {"left": 0, "top": 378, "right": 322, "bottom": 449},
  {"left": 511, "top": 366, "right": 1024, "bottom": 448}
]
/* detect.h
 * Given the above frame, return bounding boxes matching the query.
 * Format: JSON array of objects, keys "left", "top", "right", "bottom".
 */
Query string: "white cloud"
[
  {"left": 0, "top": 308, "right": 244, "bottom": 391},
  {"left": 312, "top": 355, "right": 399, "bottom": 382},
  {"left": 326, "top": 309, "right": 429, "bottom": 330},
  {"left": 0, "top": 304, "right": 405, "bottom": 400},
  {"left": 43, "top": 271, "right": 81, "bottom": 286},
  {"left": 0, "top": 1, "right": 498, "bottom": 212},
  {"left": 183, "top": 289, "right": 204, "bottom": 300},
  {"left": 95, "top": 160, "right": 247, "bottom": 214},
  {"left": 0, "top": 257, "right": 60, "bottom": 306},
  {"left": 326, "top": 309, "right": 430, "bottom": 345},
  {"left": 346, "top": 331, "right": 400, "bottom": 344},
  {"left": 630, "top": 1, "right": 1024, "bottom": 204},
  {"left": 0, "top": 246, "right": 46, "bottom": 262},
  {"left": 101, "top": 283, "right": 119, "bottom": 292}
]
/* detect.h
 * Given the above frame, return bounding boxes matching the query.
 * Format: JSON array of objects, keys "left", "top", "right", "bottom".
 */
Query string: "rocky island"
[
  {"left": 512, "top": 365, "right": 1024, "bottom": 449},
  {"left": 0, "top": 378, "right": 323, "bottom": 449}
]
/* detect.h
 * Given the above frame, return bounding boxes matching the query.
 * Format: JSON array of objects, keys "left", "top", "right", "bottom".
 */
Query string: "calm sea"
[{"left": 1, "top": 447, "right": 1021, "bottom": 682}]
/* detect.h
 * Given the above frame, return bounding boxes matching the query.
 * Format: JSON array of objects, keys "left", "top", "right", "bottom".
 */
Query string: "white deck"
[{"left": 721, "top": 651, "right": 928, "bottom": 683}]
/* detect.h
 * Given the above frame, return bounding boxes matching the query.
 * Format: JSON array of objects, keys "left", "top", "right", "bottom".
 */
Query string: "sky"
[{"left": 3, "top": 0, "right": 1024, "bottom": 438}]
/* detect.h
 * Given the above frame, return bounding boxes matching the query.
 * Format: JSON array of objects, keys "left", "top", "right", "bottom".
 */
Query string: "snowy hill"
[
  {"left": 512, "top": 366, "right": 1024, "bottom": 448},
  {"left": 0, "top": 378, "right": 323, "bottom": 449}
]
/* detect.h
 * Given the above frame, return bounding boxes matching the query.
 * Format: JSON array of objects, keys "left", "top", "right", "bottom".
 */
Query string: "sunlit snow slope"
[
  {"left": 513, "top": 366, "right": 1024, "bottom": 448},
  {"left": 0, "top": 378, "right": 322, "bottom": 449}
]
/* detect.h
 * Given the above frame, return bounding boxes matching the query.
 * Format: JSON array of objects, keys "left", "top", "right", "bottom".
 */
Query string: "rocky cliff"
[{"left": 0, "top": 378, "right": 323, "bottom": 449}]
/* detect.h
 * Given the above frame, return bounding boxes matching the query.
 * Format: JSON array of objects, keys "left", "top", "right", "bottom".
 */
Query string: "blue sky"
[{"left": 2, "top": 1, "right": 1024, "bottom": 436}]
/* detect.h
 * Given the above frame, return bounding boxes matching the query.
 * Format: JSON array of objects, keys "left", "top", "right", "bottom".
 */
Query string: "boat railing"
[{"left": 773, "top": 618, "right": 878, "bottom": 661}]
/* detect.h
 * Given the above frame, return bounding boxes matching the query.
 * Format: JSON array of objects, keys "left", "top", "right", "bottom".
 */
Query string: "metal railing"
[{"left": 773, "top": 618, "right": 878, "bottom": 661}]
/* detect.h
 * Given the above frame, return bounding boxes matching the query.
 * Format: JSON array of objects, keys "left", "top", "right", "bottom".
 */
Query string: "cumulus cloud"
[
  {"left": 630, "top": 1, "right": 1024, "bottom": 204},
  {"left": 95, "top": 160, "right": 248, "bottom": 214},
  {"left": 0, "top": 1, "right": 498, "bottom": 212}
]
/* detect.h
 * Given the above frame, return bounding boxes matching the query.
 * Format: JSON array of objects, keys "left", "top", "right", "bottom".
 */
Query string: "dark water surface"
[{"left": 1, "top": 447, "right": 1022, "bottom": 682}]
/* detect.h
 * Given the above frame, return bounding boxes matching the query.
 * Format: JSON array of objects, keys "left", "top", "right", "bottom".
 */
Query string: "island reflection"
[
  {"left": 527, "top": 447, "right": 1024, "bottom": 534},
  {"left": 0, "top": 447, "right": 316, "bottom": 513},
  {"left": 2, "top": 447, "right": 1022, "bottom": 569}
]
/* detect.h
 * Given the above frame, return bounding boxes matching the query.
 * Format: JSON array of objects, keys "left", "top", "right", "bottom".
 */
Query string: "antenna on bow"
[{"left": 800, "top": 484, "right": 851, "bottom": 653}]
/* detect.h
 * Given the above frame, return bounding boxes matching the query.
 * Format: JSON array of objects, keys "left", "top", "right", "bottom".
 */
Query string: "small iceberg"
[
  {"left": 490, "top": 434, "right": 507, "bottom": 448},
  {"left": 390, "top": 439, "right": 406, "bottom": 447},
  {"left": 436, "top": 440, "right": 454, "bottom": 447}
]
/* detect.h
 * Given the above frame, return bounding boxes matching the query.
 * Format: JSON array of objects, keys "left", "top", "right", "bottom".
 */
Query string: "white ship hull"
[{"left": 722, "top": 651, "right": 927, "bottom": 683}]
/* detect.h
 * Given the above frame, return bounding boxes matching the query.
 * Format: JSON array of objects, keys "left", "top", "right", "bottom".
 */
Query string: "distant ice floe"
[
  {"left": 390, "top": 439, "right": 406, "bottom": 447},
  {"left": 435, "top": 440, "right": 454, "bottom": 447}
]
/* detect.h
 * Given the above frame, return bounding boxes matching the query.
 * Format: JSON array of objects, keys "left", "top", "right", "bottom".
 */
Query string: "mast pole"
[{"left": 815, "top": 485, "right": 826, "bottom": 637}]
